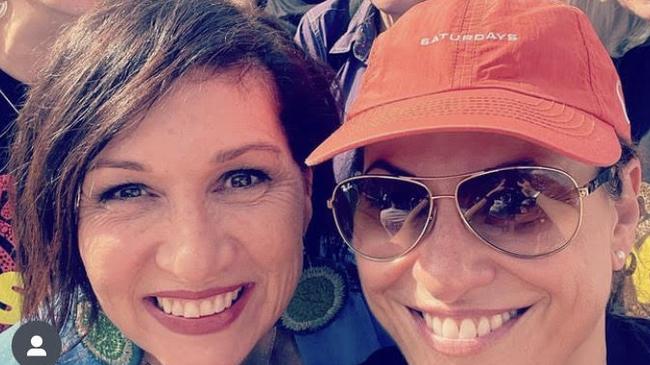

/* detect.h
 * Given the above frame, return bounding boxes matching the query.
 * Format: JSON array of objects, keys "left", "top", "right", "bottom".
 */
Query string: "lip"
[
  {"left": 144, "top": 283, "right": 253, "bottom": 335},
  {"left": 411, "top": 306, "right": 530, "bottom": 356},
  {"left": 147, "top": 284, "right": 245, "bottom": 300}
]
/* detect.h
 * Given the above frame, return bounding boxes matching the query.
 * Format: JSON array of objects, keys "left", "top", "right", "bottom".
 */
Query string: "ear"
[
  {"left": 611, "top": 158, "right": 641, "bottom": 270},
  {"left": 302, "top": 167, "right": 313, "bottom": 235}
]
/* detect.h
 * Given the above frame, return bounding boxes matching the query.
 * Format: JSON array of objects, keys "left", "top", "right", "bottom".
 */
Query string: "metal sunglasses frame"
[{"left": 327, "top": 165, "right": 617, "bottom": 262}]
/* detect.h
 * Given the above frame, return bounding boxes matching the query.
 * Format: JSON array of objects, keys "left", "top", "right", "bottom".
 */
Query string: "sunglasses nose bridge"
[
  {"left": 418, "top": 194, "right": 459, "bottom": 237},
  {"left": 427, "top": 195, "right": 458, "bottom": 218},
  {"left": 429, "top": 195, "right": 455, "bottom": 201}
]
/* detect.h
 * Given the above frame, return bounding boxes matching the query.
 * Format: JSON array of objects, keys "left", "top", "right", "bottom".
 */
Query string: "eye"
[
  {"left": 221, "top": 169, "right": 270, "bottom": 190},
  {"left": 99, "top": 183, "right": 148, "bottom": 202}
]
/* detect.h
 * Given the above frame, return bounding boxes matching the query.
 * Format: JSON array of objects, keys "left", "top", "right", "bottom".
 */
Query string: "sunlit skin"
[
  {"left": 357, "top": 132, "right": 640, "bottom": 365},
  {"left": 33, "top": 0, "right": 98, "bottom": 16},
  {"left": 617, "top": 0, "right": 650, "bottom": 19},
  {"left": 77, "top": 70, "right": 311, "bottom": 365},
  {"left": 369, "top": 0, "right": 425, "bottom": 30},
  {"left": 0, "top": 0, "right": 100, "bottom": 82}
]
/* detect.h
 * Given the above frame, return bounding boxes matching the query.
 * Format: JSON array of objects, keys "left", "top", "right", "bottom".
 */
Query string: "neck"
[
  {"left": 378, "top": 11, "right": 399, "bottom": 33},
  {"left": 564, "top": 314, "right": 608, "bottom": 365},
  {"left": 0, "top": 0, "right": 74, "bottom": 83}
]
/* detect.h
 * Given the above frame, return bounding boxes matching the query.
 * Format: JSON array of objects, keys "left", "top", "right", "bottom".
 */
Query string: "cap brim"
[{"left": 306, "top": 88, "right": 621, "bottom": 167}]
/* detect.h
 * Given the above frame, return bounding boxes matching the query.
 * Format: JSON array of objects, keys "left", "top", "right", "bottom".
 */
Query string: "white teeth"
[
  {"left": 162, "top": 298, "right": 172, "bottom": 314},
  {"left": 214, "top": 294, "right": 226, "bottom": 313},
  {"left": 423, "top": 309, "right": 521, "bottom": 340},
  {"left": 199, "top": 300, "right": 213, "bottom": 316},
  {"left": 477, "top": 316, "right": 490, "bottom": 336},
  {"left": 442, "top": 318, "right": 459, "bottom": 339},
  {"left": 490, "top": 314, "right": 503, "bottom": 330},
  {"left": 172, "top": 301, "right": 183, "bottom": 316},
  {"left": 184, "top": 302, "right": 200, "bottom": 318},
  {"left": 432, "top": 317, "right": 442, "bottom": 336},
  {"left": 458, "top": 318, "right": 477, "bottom": 339},
  {"left": 154, "top": 286, "right": 243, "bottom": 319}
]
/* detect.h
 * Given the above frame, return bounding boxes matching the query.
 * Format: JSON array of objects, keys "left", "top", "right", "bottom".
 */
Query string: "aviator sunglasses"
[{"left": 328, "top": 165, "right": 617, "bottom": 261}]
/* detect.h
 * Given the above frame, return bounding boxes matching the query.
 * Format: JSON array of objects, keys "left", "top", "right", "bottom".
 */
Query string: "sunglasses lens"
[
  {"left": 457, "top": 168, "right": 581, "bottom": 256},
  {"left": 332, "top": 177, "right": 431, "bottom": 259}
]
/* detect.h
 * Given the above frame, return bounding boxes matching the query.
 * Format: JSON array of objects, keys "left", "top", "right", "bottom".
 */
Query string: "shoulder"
[
  {"left": 606, "top": 313, "right": 650, "bottom": 364},
  {"left": 299, "top": 0, "right": 354, "bottom": 26},
  {"left": 295, "top": 0, "right": 365, "bottom": 57}
]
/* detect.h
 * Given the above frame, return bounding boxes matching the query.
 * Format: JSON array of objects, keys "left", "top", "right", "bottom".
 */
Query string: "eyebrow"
[
  {"left": 212, "top": 143, "right": 282, "bottom": 163},
  {"left": 90, "top": 143, "right": 283, "bottom": 172},
  {"left": 364, "top": 158, "right": 540, "bottom": 177},
  {"left": 91, "top": 159, "right": 145, "bottom": 172},
  {"left": 365, "top": 160, "right": 414, "bottom": 176}
]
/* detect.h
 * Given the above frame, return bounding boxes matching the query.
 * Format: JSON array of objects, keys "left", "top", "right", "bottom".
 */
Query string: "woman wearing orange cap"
[{"left": 307, "top": 0, "right": 650, "bottom": 364}]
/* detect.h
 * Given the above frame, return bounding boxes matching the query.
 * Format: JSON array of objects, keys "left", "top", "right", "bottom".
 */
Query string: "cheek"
[
  {"left": 241, "top": 197, "right": 305, "bottom": 266},
  {"left": 78, "top": 218, "right": 149, "bottom": 308},
  {"left": 517, "top": 230, "right": 614, "bottom": 310},
  {"left": 544, "top": 198, "right": 616, "bottom": 299},
  {"left": 357, "top": 259, "right": 410, "bottom": 306},
  {"left": 234, "top": 194, "right": 307, "bottom": 303}
]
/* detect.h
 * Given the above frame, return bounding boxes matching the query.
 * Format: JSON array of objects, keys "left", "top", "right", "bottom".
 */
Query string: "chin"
[{"left": 147, "top": 338, "right": 253, "bottom": 365}]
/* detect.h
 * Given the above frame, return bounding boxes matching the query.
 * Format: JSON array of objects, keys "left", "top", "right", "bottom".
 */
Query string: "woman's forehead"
[{"left": 363, "top": 132, "right": 593, "bottom": 177}]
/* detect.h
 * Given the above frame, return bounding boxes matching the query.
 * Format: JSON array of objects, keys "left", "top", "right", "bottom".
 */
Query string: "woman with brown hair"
[{"left": 0, "top": 0, "right": 339, "bottom": 364}]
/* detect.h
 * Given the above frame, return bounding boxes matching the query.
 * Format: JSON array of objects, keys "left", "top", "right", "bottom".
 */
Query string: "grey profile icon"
[
  {"left": 27, "top": 335, "right": 47, "bottom": 357},
  {"left": 11, "top": 320, "right": 62, "bottom": 365}
]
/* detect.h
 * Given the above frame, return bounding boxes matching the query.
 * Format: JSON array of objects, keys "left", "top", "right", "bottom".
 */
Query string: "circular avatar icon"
[{"left": 11, "top": 320, "right": 62, "bottom": 365}]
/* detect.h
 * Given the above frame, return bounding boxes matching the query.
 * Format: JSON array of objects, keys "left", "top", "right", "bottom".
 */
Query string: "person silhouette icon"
[
  {"left": 26, "top": 335, "right": 47, "bottom": 357},
  {"left": 9, "top": 320, "right": 62, "bottom": 365}
]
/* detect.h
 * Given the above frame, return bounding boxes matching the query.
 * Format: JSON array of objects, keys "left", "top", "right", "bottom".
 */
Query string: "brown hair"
[{"left": 10, "top": 0, "right": 339, "bottom": 329}]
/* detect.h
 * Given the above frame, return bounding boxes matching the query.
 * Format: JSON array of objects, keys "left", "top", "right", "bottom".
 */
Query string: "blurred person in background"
[
  {"left": 0, "top": 0, "right": 99, "bottom": 331},
  {"left": 567, "top": 0, "right": 649, "bottom": 142}
]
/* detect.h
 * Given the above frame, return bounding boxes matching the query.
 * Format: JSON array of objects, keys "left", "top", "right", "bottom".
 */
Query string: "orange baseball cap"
[{"left": 306, "top": 0, "right": 631, "bottom": 167}]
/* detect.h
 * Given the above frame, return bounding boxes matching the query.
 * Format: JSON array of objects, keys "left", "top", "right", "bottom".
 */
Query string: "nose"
[
  {"left": 156, "top": 197, "right": 236, "bottom": 283},
  {"left": 412, "top": 198, "right": 496, "bottom": 303}
]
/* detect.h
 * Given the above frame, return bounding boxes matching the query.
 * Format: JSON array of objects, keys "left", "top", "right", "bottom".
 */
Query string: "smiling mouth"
[
  {"left": 148, "top": 286, "right": 244, "bottom": 319},
  {"left": 415, "top": 307, "right": 530, "bottom": 340}
]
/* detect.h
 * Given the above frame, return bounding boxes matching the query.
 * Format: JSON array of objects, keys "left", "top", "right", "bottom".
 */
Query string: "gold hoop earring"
[{"left": 623, "top": 251, "right": 638, "bottom": 276}]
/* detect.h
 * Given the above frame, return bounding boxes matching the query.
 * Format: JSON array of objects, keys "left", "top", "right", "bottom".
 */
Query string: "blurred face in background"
[
  {"left": 369, "top": 0, "right": 424, "bottom": 20},
  {"left": 617, "top": 0, "right": 650, "bottom": 19}
]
